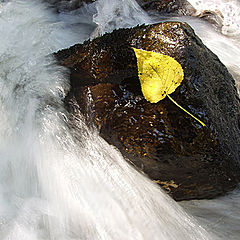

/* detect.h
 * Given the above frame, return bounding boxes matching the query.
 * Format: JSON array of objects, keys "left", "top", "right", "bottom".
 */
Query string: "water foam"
[
  {"left": 92, "top": 0, "right": 151, "bottom": 35},
  {"left": 187, "top": 0, "right": 240, "bottom": 36}
]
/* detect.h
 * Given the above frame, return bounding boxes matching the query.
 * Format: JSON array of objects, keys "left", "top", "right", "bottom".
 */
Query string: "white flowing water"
[
  {"left": 0, "top": 0, "right": 239, "bottom": 239},
  {"left": 92, "top": 0, "right": 151, "bottom": 35},
  {"left": 186, "top": 0, "right": 240, "bottom": 36}
]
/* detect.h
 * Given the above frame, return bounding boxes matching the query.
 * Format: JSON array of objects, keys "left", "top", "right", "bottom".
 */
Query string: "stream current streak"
[{"left": 0, "top": 0, "right": 220, "bottom": 239}]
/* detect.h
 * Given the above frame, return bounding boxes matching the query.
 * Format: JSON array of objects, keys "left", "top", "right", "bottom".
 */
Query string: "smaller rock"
[{"left": 137, "top": 0, "right": 196, "bottom": 15}]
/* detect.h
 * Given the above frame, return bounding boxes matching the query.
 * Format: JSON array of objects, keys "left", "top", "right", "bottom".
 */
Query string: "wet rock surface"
[
  {"left": 56, "top": 21, "right": 240, "bottom": 201},
  {"left": 136, "top": 0, "right": 229, "bottom": 31},
  {"left": 137, "top": 0, "right": 195, "bottom": 15}
]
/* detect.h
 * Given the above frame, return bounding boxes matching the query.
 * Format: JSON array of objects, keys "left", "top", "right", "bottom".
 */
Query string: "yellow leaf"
[
  {"left": 132, "top": 47, "right": 184, "bottom": 103},
  {"left": 133, "top": 47, "right": 205, "bottom": 127}
]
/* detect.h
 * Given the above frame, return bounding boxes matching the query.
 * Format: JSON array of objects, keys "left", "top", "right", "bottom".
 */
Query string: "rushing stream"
[{"left": 0, "top": 0, "right": 239, "bottom": 239}]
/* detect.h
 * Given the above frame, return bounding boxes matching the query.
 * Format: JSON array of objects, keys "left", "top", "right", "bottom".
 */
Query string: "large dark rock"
[{"left": 55, "top": 22, "right": 240, "bottom": 201}]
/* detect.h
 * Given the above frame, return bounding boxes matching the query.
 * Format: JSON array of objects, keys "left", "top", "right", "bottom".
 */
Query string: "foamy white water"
[
  {"left": 47, "top": 0, "right": 150, "bottom": 38},
  {"left": 92, "top": 0, "right": 151, "bottom": 35},
  {"left": 0, "top": 0, "right": 215, "bottom": 240},
  {"left": 187, "top": 0, "right": 240, "bottom": 36}
]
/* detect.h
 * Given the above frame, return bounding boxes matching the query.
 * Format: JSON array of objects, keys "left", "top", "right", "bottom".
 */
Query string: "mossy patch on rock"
[{"left": 56, "top": 21, "right": 240, "bottom": 201}]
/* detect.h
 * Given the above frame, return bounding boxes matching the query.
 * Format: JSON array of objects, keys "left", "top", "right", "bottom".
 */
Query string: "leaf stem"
[{"left": 167, "top": 95, "right": 206, "bottom": 127}]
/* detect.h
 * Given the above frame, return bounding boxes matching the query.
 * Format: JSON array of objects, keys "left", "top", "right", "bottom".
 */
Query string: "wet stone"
[
  {"left": 55, "top": 21, "right": 240, "bottom": 201},
  {"left": 136, "top": 0, "right": 195, "bottom": 15}
]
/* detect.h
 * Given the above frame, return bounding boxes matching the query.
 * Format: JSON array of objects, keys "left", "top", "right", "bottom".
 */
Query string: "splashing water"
[
  {"left": 92, "top": 0, "right": 151, "bottom": 35},
  {"left": 186, "top": 0, "right": 240, "bottom": 36},
  {"left": 0, "top": 0, "right": 214, "bottom": 239}
]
